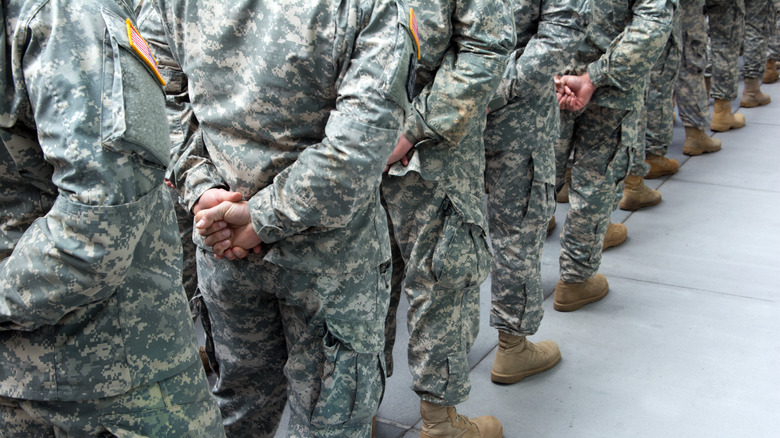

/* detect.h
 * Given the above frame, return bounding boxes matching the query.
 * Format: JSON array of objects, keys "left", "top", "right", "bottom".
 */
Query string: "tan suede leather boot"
[
  {"left": 554, "top": 273, "right": 609, "bottom": 312},
  {"left": 619, "top": 175, "right": 661, "bottom": 211},
  {"left": 491, "top": 332, "right": 561, "bottom": 384},
  {"left": 763, "top": 59, "right": 779, "bottom": 84},
  {"left": 420, "top": 401, "right": 503, "bottom": 438},
  {"left": 711, "top": 99, "right": 746, "bottom": 132},
  {"left": 602, "top": 222, "right": 627, "bottom": 250},
  {"left": 740, "top": 77, "right": 771, "bottom": 108},
  {"left": 682, "top": 126, "right": 722, "bottom": 156},
  {"left": 644, "top": 153, "right": 678, "bottom": 179},
  {"left": 547, "top": 216, "right": 556, "bottom": 236}
]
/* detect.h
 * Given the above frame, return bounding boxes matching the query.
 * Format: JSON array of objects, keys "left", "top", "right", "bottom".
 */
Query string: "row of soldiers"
[{"left": 1, "top": 0, "right": 776, "bottom": 437}]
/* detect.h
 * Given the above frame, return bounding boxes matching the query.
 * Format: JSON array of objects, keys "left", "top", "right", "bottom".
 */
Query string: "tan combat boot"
[
  {"left": 710, "top": 99, "right": 746, "bottom": 132},
  {"left": 547, "top": 216, "right": 556, "bottom": 236},
  {"left": 740, "top": 77, "right": 771, "bottom": 108},
  {"left": 619, "top": 175, "right": 661, "bottom": 211},
  {"left": 644, "top": 153, "right": 678, "bottom": 179},
  {"left": 420, "top": 401, "right": 503, "bottom": 438},
  {"left": 683, "top": 127, "right": 722, "bottom": 156},
  {"left": 491, "top": 332, "right": 561, "bottom": 384},
  {"left": 602, "top": 222, "right": 627, "bottom": 250},
  {"left": 556, "top": 167, "right": 571, "bottom": 203},
  {"left": 553, "top": 273, "right": 609, "bottom": 312},
  {"left": 763, "top": 59, "right": 779, "bottom": 84}
]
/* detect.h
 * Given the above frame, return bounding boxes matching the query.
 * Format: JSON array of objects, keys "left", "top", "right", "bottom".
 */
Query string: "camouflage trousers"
[
  {"left": 642, "top": 7, "right": 682, "bottom": 160},
  {"left": 0, "top": 359, "right": 224, "bottom": 437},
  {"left": 555, "top": 104, "right": 637, "bottom": 283},
  {"left": 197, "top": 251, "right": 389, "bottom": 438},
  {"left": 676, "top": 0, "right": 711, "bottom": 130},
  {"left": 381, "top": 172, "right": 492, "bottom": 406},
  {"left": 768, "top": 6, "right": 780, "bottom": 60},
  {"left": 169, "top": 187, "right": 200, "bottom": 320},
  {"left": 743, "top": 0, "right": 774, "bottom": 78},
  {"left": 706, "top": 0, "right": 746, "bottom": 100},
  {"left": 483, "top": 94, "right": 557, "bottom": 337}
]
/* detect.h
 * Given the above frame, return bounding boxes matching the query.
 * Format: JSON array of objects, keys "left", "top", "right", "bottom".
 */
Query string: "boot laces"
[{"left": 450, "top": 409, "right": 478, "bottom": 432}]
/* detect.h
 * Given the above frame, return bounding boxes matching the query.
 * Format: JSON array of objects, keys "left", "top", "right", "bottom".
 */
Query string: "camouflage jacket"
[
  {"left": 577, "top": 0, "right": 677, "bottom": 110},
  {"left": 0, "top": 0, "right": 197, "bottom": 400},
  {"left": 489, "top": 0, "right": 591, "bottom": 112},
  {"left": 392, "top": 0, "right": 515, "bottom": 181},
  {"left": 150, "top": 0, "right": 414, "bottom": 274}
]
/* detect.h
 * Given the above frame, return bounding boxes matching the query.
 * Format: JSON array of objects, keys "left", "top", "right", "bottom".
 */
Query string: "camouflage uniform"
[
  {"left": 381, "top": 0, "right": 514, "bottom": 406},
  {"left": 142, "top": 0, "right": 415, "bottom": 436},
  {"left": 136, "top": 4, "right": 201, "bottom": 319},
  {"left": 483, "top": 0, "right": 589, "bottom": 338},
  {"left": 628, "top": 1, "right": 682, "bottom": 175},
  {"left": 554, "top": 0, "right": 675, "bottom": 283},
  {"left": 641, "top": 6, "right": 682, "bottom": 159},
  {"left": 675, "top": 0, "right": 710, "bottom": 130},
  {"left": 0, "top": 1, "right": 222, "bottom": 436},
  {"left": 705, "top": 0, "right": 745, "bottom": 101},
  {"left": 768, "top": 3, "right": 780, "bottom": 61},
  {"left": 743, "top": 0, "right": 773, "bottom": 79}
]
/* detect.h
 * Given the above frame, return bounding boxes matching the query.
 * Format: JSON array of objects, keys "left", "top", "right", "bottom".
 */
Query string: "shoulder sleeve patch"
[
  {"left": 126, "top": 19, "right": 166, "bottom": 86},
  {"left": 409, "top": 8, "right": 421, "bottom": 60}
]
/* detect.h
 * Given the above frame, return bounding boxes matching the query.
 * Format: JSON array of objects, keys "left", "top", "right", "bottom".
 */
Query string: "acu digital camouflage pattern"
[
  {"left": 675, "top": 0, "right": 711, "bottom": 130},
  {"left": 705, "top": 0, "right": 745, "bottom": 100},
  {"left": 1, "top": 0, "right": 221, "bottom": 435},
  {"left": 143, "top": 0, "right": 414, "bottom": 436},
  {"left": 1, "top": 361, "right": 223, "bottom": 437},
  {"left": 641, "top": 4, "right": 682, "bottom": 158},
  {"left": 483, "top": 0, "right": 589, "bottom": 338},
  {"left": 768, "top": 3, "right": 780, "bottom": 61},
  {"left": 382, "top": 0, "right": 514, "bottom": 407},
  {"left": 742, "top": 0, "right": 774, "bottom": 79},
  {"left": 556, "top": 0, "right": 674, "bottom": 282}
]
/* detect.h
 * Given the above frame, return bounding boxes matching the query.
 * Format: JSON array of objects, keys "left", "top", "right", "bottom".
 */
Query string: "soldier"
[
  {"left": 740, "top": 0, "right": 773, "bottom": 107},
  {"left": 483, "top": 0, "right": 589, "bottom": 386},
  {"left": 553, "top": 0, "right": 675, "bottom": 312},
  {"left": 380, "top": 0, "right": 514, "bottom": 436},
  {"left": 0, "top": 0, "right": 224, "bottom": 436},
  {"left": 674, "top": 0, "right": 723, "bottom": 156},
  {"left": 619, "top": 5, "right": 683, "bottom": 211},
  {"left": 706, "top": 0, "right": 747, "bottom": 131},
  {"left": 142, "top": 0, "right": 416, "bottom": 436}
]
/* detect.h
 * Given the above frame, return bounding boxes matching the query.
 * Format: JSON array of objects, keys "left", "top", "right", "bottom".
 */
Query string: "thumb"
[{"left": 194, "top": 201, "right": 232, "bottom": 229}]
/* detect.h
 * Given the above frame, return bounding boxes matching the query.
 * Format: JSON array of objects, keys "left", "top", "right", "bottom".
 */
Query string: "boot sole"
[
  {"left": 553, "top": 288, "right": 608, "bottom": 312},
  {"left": 421, "top": 425, "right": 503, "bottom": 438},
  {"left": 619, "top": 197, "right": 661, "bottom": 211},
  {"left": 490, "top": 352, "right": 562, "bottom": 384}
]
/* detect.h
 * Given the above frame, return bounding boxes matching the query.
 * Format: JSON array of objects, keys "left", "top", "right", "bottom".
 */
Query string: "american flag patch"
[
  {"left": 126, "top": 19, "right": 166, "bottom": 86},
  {"left": 410, "top": 9, "right": 420, "bottom": 60}
]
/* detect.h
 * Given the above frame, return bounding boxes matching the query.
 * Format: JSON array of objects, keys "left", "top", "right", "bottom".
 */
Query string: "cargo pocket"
[
  {"left": 526, "top": 148, "right": 557, "bottom": 232},
  {"left": 100, "top": 9, "right": 170, "bottom": 169},
  {"left": 431, "top": 197, "right": 492, "bottom": 290},
  {"left": 310, "top": 318, "right": 385, "bottom": 427}
]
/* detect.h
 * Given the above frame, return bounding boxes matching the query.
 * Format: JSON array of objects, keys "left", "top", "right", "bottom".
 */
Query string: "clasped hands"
[
  {"left": 555, "top": 72, "right": 595, "bottom": 111},
  {"left": 193, "top": 188, "right": 262, "bottom": 260}
]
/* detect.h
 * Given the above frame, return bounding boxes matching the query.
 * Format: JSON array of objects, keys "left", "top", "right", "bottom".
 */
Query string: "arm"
[
  {"left": 492, "top": 0, "right": 589, "bottom": 108},
  {"left": 245, "top": 0, "right": 413, "bottom": 244},
  {"left": 1, "top": 4, "right": 172, "bottom": 330},
  {"left": 404, "top": 0, "right": 516, "bottom": 146},
  {"left": 587, "top": 0, "right": 675, "bottom": 92}
]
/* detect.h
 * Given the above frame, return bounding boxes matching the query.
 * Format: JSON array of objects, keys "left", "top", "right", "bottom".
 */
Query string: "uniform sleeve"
[
  {"left": 247, "top": 0, "right": 414, "bottom": 243},
  {"left": 587, "top": 0, "right": 676, "bottom": 91},
  {"left": 491, "top": 0, "right": 589, "bottom": 109},
  {"left": 1, "top": 4, "right": 173, "bottom": 330},
  {"left": 137, "top": 0, "right": 227, "bottom": 209},
  {"left": 404, "top": 0, "right": 516, "bottom": 146}
]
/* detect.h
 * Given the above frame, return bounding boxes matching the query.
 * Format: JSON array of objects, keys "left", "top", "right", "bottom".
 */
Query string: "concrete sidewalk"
[{"left": 270, "top": 79, "right": 780, "bottom": 437}]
